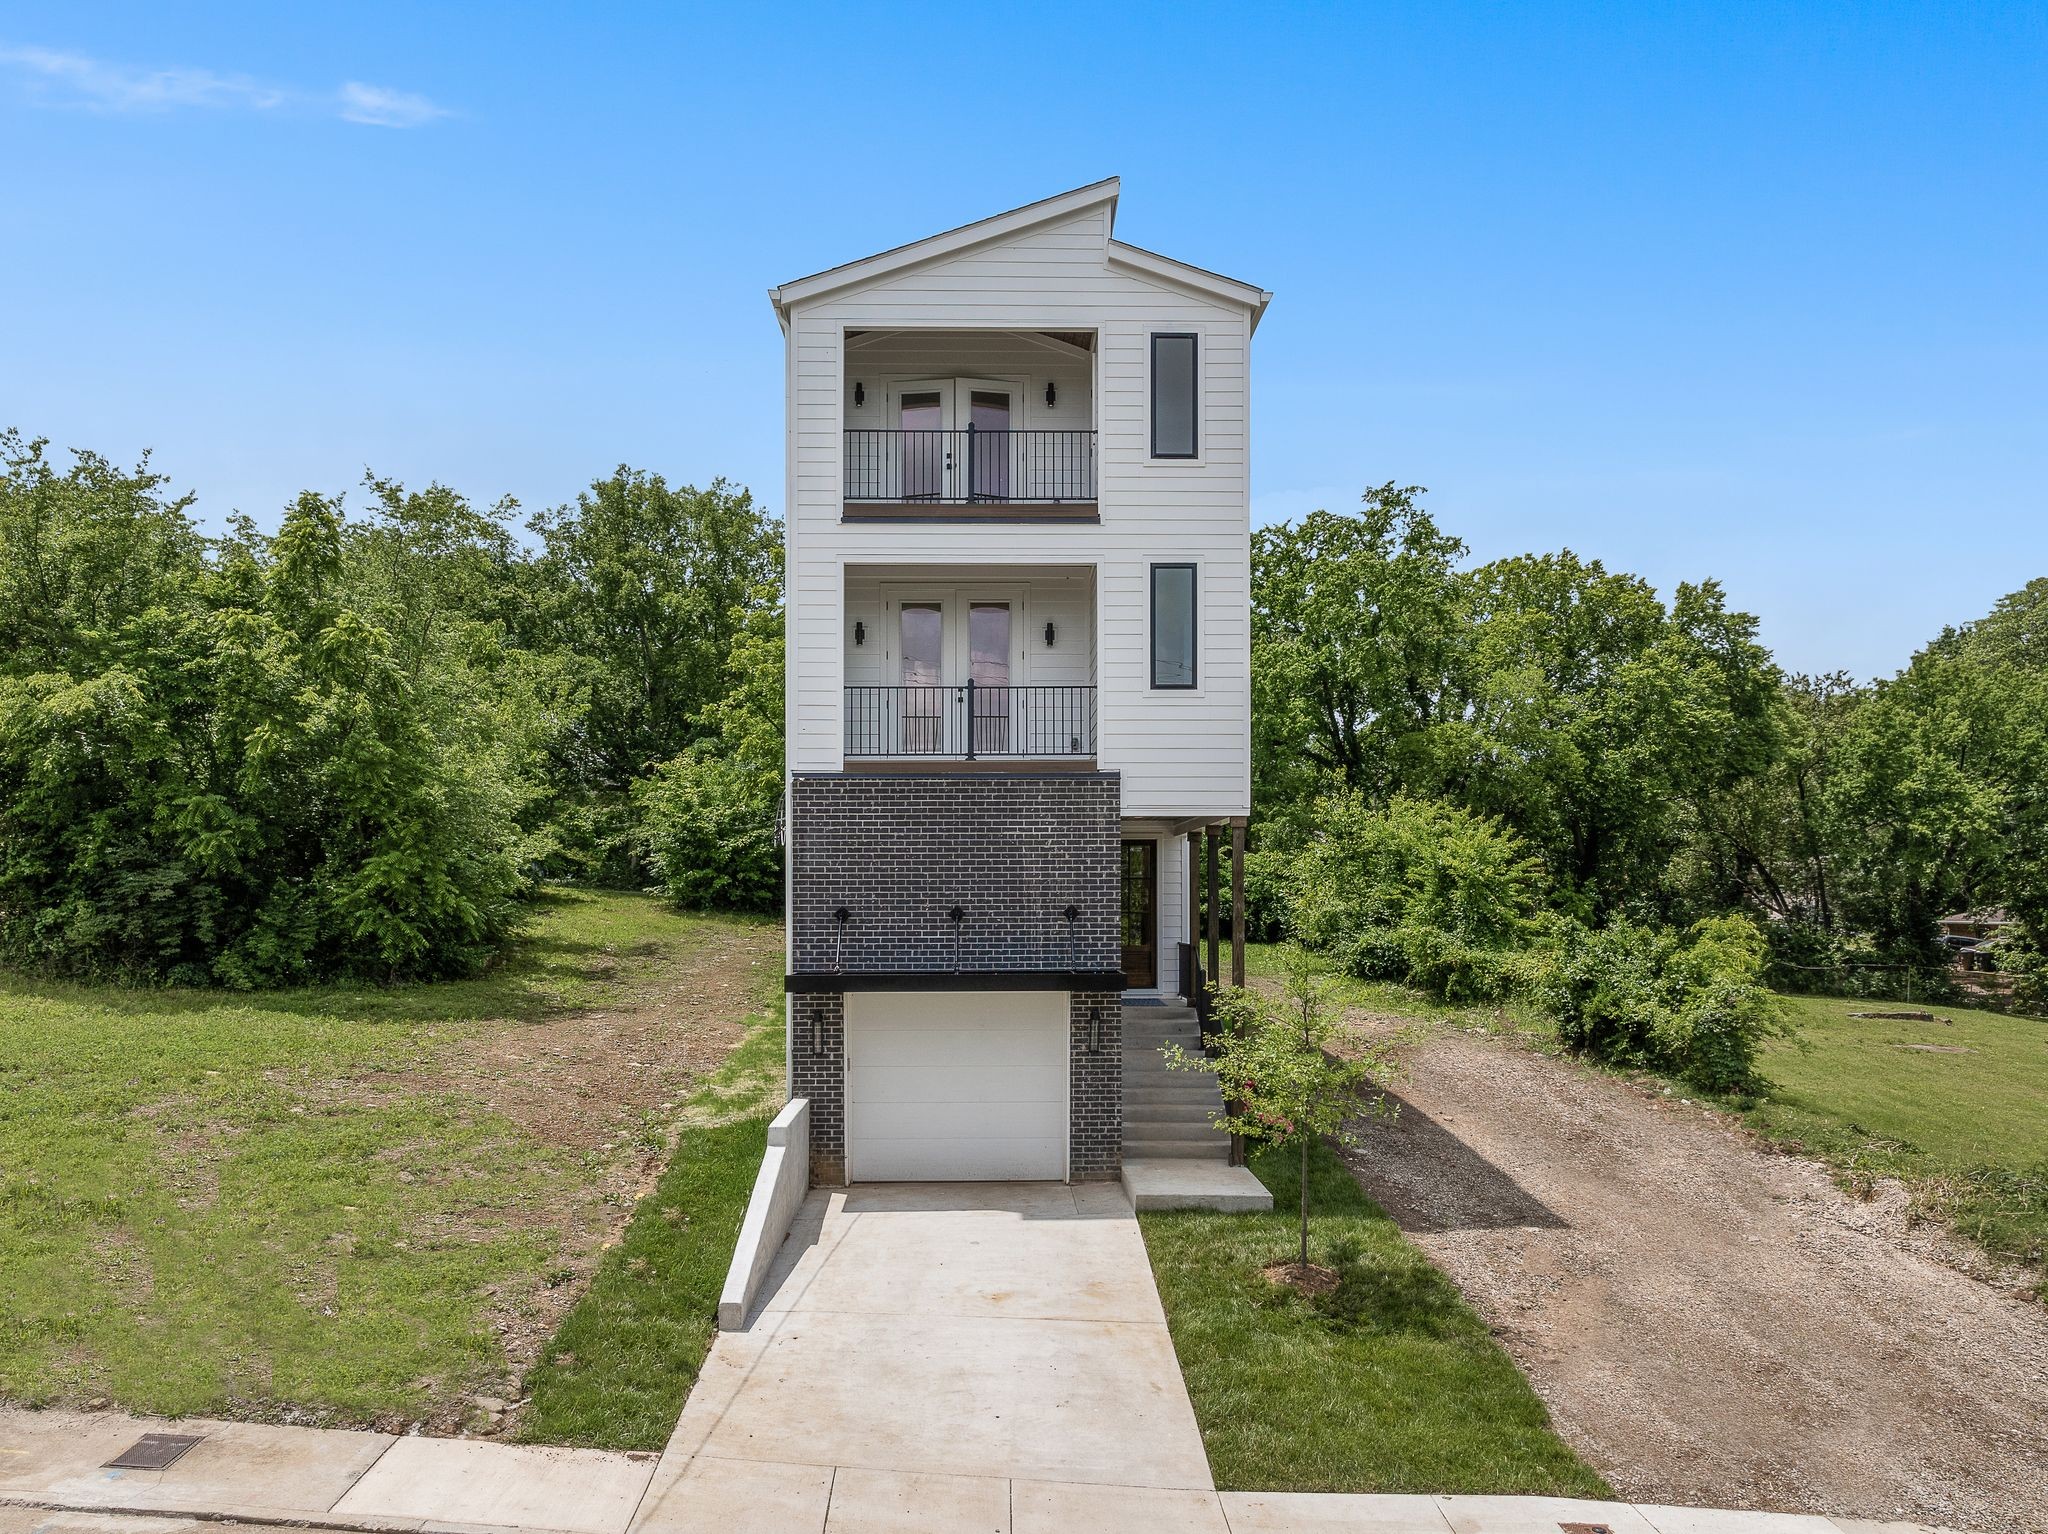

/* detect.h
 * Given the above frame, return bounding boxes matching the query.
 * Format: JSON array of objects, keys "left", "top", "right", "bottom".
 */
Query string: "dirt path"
[{"left": 1337, "top": 1020, "right": 2048, "bottom": 1533}]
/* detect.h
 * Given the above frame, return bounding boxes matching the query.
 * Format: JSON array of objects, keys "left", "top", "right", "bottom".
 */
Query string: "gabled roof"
[{"left": 769, "top": 178, "right": 1272, "bottom": 332}]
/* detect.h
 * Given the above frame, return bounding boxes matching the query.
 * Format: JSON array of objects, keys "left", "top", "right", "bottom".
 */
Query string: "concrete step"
[
  {"left": 1125, "top": 1102, "right": 1223, "bottom": 1125},
  {"left": 1121, "top": 1138, "right": 1232, "bottom": 1161},
  {"left": 1126, "top": 1124, "right": 1232, "bottom": 1149},
  {"left": 1122, "top": 1079, "right": 1213, "bottom": 1095},
  {"left": 1122, "top": 1158, "right": 1274, "bottom": 1213}
]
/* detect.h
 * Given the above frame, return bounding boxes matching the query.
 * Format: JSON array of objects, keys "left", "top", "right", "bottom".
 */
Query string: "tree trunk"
[{"left": 1299, "top": 1136, "right": 1309, "bottom": 1269}]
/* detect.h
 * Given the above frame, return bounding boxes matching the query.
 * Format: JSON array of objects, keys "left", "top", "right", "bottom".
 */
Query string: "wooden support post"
[
  {"left": 1230, "top": 821, "right": 1247, "bottom": 989},
  {"left": 1205, "top": 825, "right": 1221, "bottom": 988}
]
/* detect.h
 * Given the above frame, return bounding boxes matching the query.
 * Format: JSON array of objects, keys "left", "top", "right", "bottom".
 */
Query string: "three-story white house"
[{"left": 772, "top": 179, "right": 1268, "bottom": 1188}]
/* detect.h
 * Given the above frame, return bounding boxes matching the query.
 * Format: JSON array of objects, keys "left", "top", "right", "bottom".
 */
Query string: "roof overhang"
[
  {"left": 769, "top": 178, "right": 1271, "bottom": 331},
  {"left": 1106, "top": 239, "right": 1273, "bottom": 333},
  {"left": 770, "top": 179, "right": 1121, "bottom": 322}
]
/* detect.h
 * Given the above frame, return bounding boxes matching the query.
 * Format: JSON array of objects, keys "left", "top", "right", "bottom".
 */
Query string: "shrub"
[
  {"left": 1536, "top": 913, "right": 1788, "bottom": 1092},
  {"left": 634, "top": 751, "right": 780, "bottom": 913},
  {"left": 1289, "top": 793, "right": 1547, "bottom": 1001},
  {"left": 634, "top": 597, "right": 784, "bottom": 914}
]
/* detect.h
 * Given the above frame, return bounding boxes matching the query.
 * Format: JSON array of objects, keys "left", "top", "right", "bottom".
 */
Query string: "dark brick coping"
[{"left": 786, "top": 970, "right": 1126, "bottom": 993}]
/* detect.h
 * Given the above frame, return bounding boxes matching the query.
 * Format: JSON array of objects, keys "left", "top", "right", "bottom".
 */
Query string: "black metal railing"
[
  {"left": 844, "top": 683, "right": 1096, "bottom": 759},
  {"left": 1180, "top": 940, "right": 1246, "bottom": 1167},
  {"left": 844, "top": 428, "right": 1096, "bottom": 504}
]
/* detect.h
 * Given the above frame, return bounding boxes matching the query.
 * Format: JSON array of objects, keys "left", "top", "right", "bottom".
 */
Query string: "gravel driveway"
[{"left": 1338, "top": 1022, "right": 2048, "bottom": 1534}]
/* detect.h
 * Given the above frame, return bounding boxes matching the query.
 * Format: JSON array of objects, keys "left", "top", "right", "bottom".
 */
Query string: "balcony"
[
  {"left": 840, "top": 326, "right": 1097, "bottom": 520},
  {"left": 844, "top": 428, "right": 1096, "bottom": 513},
  {"left": 845, "top": 683, "right": 1096, "bottom": 761}
]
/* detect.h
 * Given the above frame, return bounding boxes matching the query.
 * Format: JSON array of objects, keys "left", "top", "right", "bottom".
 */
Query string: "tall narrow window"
[
  {"left": 1150, "top": 333, "right": 1198, "bottom": 459},
  {"left": 1151, "top": 564, "right": 1197, "bottom": 689}
]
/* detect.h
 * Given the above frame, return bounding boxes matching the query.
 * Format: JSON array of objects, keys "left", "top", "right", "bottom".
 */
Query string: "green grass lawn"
[
  {"left": 1747, "top": 993, "right": 2048, "bottom": 1291},
  {"left": 0, "top": 888, "right": 781, "bottom": 1433},
  {"left": 1141, "top": 1141, "right": 1607, "bottom": 1496}
]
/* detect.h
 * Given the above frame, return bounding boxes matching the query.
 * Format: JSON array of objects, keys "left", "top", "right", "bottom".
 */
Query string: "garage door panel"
[
  {"left": 850, "top": 1023, "right": 1065, "bottom": 1071},
  {"left": 844, "top": 991, "right": 1068, "bottom": 1182},
  {"left": 849, "top": 1097, "right": 1063, "bottom": 1142},
  {"left": 846, "top": 1059, "right": 1065, "bottom": 1104},
  {"left": 853, "top": 1135, "right": 1065, "bottom": 1183}
]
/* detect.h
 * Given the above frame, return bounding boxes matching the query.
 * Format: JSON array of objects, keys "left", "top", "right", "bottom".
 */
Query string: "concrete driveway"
[{"left": 641, "top": 1181, "right": 1212, "bottom": 1525}]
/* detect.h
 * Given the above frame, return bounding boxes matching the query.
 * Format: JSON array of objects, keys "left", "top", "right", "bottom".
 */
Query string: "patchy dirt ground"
[
  {"left": 457, "top": 919, "right": 782, "bottom": 1416},
  {"left": 1335, "top": 1019, "right": 2048, "bottom": 1533},
  {"left": 315, "top": 917, "right": 783, "bottom": 1434}
]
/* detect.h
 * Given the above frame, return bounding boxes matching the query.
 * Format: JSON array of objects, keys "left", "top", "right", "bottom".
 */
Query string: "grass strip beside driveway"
[
  {"left": 515, "top": 972, "right": 785, "bottom": 1450},
  {"left": 1140, "top": 1141, "right": 1607, "bottom": 1496}
]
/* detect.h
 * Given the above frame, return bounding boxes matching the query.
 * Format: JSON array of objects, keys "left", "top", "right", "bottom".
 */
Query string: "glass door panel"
[
  {"left": 899, "top": 390, "right": 944, "bottom": 502},
  {"left": 967, "top": 389, "right": 1011, "bottom": 501},
  {"left": 900, "top": 602, "right": 943, "bottom": 752},
  {"left": 968, "top": 602, "right": 1010, "bottom": 754}
]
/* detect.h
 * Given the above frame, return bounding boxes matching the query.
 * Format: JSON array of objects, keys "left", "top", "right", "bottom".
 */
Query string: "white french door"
[
  {"left": 894, "top": 379, "right": 1016, "bottom": 502},
  {"left": 882, "top": 585, "right": 1021, "bottom": 755}
]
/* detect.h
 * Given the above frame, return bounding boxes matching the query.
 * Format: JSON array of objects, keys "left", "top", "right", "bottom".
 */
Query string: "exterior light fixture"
[
  {"left": 854, "top": 381, "right": 865, "bottom": 408},
  {"left": 1088, "top": 1005, "right": 1102, "bottom": 1055},
  {"left": 1045, "top": 381, "right": 1056, "bottom": 408},
  {"left": 854, "top": 621, "right": 865, "bottom": 646},
  {"left": 1043, "top": 621, "right": 1056, "bottom": 647}
]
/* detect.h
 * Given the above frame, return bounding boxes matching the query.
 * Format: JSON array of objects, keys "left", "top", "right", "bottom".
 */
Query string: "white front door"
[{"left": 845, "top": 991, "right": 1068, "bottom": 1181}]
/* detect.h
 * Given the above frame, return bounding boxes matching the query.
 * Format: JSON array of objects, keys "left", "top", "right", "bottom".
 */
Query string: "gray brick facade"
[
  {"left": 788, "top": 772, "right": 1120, "bottom": 975},
  {"left": 787, "top": 771, "right": 1123, "bottom": 1186},
  {"left": 788, "top": 992, "right": 846, "bottom": 1184},
  {"left": 1068, "top": 990, "right": 1123, "bottom": 1180}
]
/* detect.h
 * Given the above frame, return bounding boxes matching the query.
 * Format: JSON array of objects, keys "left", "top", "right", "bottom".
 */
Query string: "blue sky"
[{"left": 3, "top": 3, "right": 2043, "bottom": 680}]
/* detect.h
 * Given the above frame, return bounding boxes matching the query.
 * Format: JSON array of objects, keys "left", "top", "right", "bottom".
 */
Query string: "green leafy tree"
[
  {"left": 1166, "top": 964, "right": 1393, "bottom": 1270},
  {"left": 525, "top": 469, "right": 779, "bottom": 792},
  {"left": 1251, "top": 484, "right": 1472, "bottom": 841},
  {"left": 1464, "top": 555, "right": 1780, "bottom": 914},
  {"left": 0, "top": 443, "right": 530, "bottom": 984}
]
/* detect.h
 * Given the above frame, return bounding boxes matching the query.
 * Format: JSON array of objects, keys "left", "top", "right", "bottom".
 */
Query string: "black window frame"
[
  {"left": 1148, "top": 332, "right": 1199, "bottom": 460},
  {"left": 1149, "top": 562, "right": 1199, "bottom": 690}
]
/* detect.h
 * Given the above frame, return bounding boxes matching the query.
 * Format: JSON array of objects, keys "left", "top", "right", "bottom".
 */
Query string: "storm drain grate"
[{"left": 104, "top": 1432, "right": 204, "bottom": 1470}]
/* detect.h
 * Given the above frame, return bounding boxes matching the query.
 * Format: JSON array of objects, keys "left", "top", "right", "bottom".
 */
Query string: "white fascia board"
[
  {"left": 1105, "top": 239, "right": 1272, "bottom": 332},
  {"left": 768, "top": 178, "right": 1121, "bottom": 321}
]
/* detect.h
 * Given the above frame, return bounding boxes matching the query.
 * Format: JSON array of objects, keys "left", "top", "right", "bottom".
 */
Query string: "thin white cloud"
[
  {"left": 336, "top": 80, "right": 449, "bottom": 129},
  {"left": 0, "top": 42, "right": 449, "bottom": 127}
]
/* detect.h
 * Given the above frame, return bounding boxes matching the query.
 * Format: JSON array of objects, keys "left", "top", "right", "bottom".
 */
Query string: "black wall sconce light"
[
  {"left": 1087, "top": 1005, "right": 1103, "bottom": 1055},
  {"left": 1044, "top": 380, "right": 1056, "bottom": 409},
  {"left": 854, "top": 620, "right": 866, "bottom": 646},
  {"left": 854, "top": 381, "right": 865, "bottom": 408},
  {"left": 1043, "top": 621, "right": 1056, "bottom": 647}
]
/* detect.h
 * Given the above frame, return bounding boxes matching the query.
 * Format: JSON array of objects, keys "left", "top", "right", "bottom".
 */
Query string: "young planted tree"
[{"left": 1165, "top": 964, "right": 1394, "bottom": 1274}]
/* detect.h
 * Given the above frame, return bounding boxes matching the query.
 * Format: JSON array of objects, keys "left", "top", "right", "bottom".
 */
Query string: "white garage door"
[{"left": 845, "top": 991, "right": 1068, "bottom": 1182}]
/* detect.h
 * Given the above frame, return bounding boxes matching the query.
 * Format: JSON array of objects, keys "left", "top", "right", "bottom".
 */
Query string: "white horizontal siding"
[{"left": 783, "top": 204, "right": 1253, "bottom": 821}]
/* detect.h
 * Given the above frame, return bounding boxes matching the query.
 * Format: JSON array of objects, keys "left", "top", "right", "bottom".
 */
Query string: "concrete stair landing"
[{"left": 1120, "top": 1001, "right": 1273, "bottom": 1212}]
